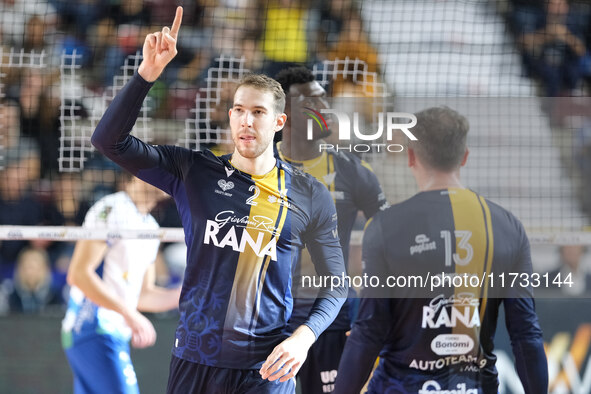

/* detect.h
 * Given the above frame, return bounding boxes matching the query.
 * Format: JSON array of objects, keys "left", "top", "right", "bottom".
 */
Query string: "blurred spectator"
[
  {"left": 52, "top": 172, "right": 91, "bottom": 226},
  {"left": 8, "top": 247, "right": 63, "bottom": 313},
  {"left": 48, "top": 0, "right": 100, "bottom": 40},
  {"left": 548, "top": 245, "right": 591, "bottom": 295},
  {"left": 82, "top": 0, "right": 152, "bottom": 87},
  {"left": 260, "top": 0, "right": 316, "bottom": 76},
  {"left": 84, "top": 17, "right": 112, "bottom": 86},
  {"left": 18, "top": 68, "right": 61, "bottom": 178},
  {"left": 0, "top": 144, "right": 64, "bottom": 276},
  {"left": 325, "top": 8, "right": 380, "bottom": 75},
  {"left": 86, "top": 17, "right": 125, "bottom": 88},
  {"left": 0, "top": 0, "right": 57, "bottom": 47},
  {"left": 58, "top": 24, "right": 92, "bottom": 69},
  {"left": 179, "top": 29, "right": 263, "bottom": 84},
  {"left": 110, "top": 0, "right": 153, "bottom": 27},
  {"left": 20, "top": 11, "right": 63, "bottom": 67},
  {"left": 0, "top": 99, "right": 22, "bottom": 155},
  {"left": 519, "top": 0, "right": 587, "bottom": 96},
  {"left": 0, "top": 143, "right": 42, "bottom": 270},
  {"left": 508, "top": 0, "right": 545, "bottom": 38},
  {"left": 23, "top": 14, "right": 46, "bottom": 52},
  {"left": 316, "top": 0, "right": 354, "bottom": 55}
]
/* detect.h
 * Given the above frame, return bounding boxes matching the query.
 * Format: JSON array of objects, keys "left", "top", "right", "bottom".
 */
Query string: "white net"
[
  {"left": 58, "top": 51, "right": 151, "bottom": 171},
  {"left": 181, "top": 55, "right": 248, "bottom": 150}
]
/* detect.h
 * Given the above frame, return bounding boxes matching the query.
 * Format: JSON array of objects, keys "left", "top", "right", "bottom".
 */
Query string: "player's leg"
[
  {"left": 298, "top": 329, "right": 347, "bottom": 394},
  {"left": 65, "top": 334, "right": 139, "bottom": 394}
]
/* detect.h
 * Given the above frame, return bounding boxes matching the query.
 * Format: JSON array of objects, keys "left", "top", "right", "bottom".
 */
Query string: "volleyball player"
[
  {"left": 91, "top": 7, "right": 348, "bottom": 393},
  {"left": 334, "top": 107, "right": 548, "bottom": 393},
  {"left": 61, "top": 172, "right": 180, "bottom": 394},
  {"left": 275, "top": 66, "right": 388, "bottom": 394}
]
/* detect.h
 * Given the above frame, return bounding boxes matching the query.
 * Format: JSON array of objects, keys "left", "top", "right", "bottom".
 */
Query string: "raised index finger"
[{"left": 170, "top": 6, "right": 183, "bottom": 39}]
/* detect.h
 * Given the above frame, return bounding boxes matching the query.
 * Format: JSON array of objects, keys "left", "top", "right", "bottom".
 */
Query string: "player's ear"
[
  {"left": 275, "top": 113, "right": 287, "bottom": 131},
  {"left": 460, "top": 148, "right": 469, "bottom": 167}
]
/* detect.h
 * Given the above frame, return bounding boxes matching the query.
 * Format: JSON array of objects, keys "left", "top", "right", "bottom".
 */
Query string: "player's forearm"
[
  {"left": 513, "top": 338, "right": 548, "bottom": 394},
  {"left": 334, "top": 327, "right": 381, "bottom": 394},
  {"left": 69, "top": 269, "right": 132, "bottom": 318},
  {"left": 504, "top": 297, "right": 548, "bottom": 393},
  {"left": 306, "top": 229, "right": 349, "bottom": 336},
  {"left": 91, "top": 72, "right": 153, "bottom": 171},
  {"left": 137, "top": 286, "right": 181, "bottom": 313},
  {"left": 303, "top": 295, "right": 346, "bottom": 339}
]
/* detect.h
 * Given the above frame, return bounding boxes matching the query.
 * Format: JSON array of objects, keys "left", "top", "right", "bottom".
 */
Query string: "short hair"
[
  {"left": 275, "top": 66, "right": 315, "bottom": 94},
  {"left": 409, "top": 106, "right": 469, "bottom": 171},
  {"left": 235, "top": 73, "right": 286, "bottom": 114}
]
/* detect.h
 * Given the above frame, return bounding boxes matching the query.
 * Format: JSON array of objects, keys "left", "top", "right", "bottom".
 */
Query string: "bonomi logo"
[{"left": 430, "top": 334, "right": 474, "bottom": 356}]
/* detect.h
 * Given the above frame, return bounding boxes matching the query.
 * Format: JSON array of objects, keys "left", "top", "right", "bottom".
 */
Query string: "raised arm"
[
  {"left": 91, "top": 7, "right": 189, "bottom": 192},
  {"left": 138, "top": 6, "right": 183, "bottom": 82}
]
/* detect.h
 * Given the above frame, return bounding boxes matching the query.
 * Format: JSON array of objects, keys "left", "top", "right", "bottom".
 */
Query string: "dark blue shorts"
[
  {"left": 298, "top": 329, "right": 348, "bottom": 394},
  {"left": 64, "top": 334, "right": 138, "bottom": 394},
  {"left": 166, "top": 355, "right": 296, "bottom": 394}
]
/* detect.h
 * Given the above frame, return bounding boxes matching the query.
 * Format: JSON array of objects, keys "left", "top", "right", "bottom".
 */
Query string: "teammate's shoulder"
[
  {"left": 381, "top": 193, "right": 420, "bottom": 212},
  {"left": 330, "top": 150, "right": 375, "bottom": 174},
  {"left": 481, "top": 195, "right": 524, "bottom": 228},
  {"left": 329, "top": 149, "right": 358, "bottom": 165},
  {"left": 279, "top": 158, "right": 332, "bottom": 198}
]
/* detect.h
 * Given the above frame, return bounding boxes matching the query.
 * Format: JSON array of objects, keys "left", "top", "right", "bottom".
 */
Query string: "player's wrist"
[
  {"left": 119, "top": 304, "right": 136, "bottom": 321},
  {"left": 292, "top": 325, "right": 316, "bottom": 348},
  {"left": 137, "top": 62, "right": 162, "bottom": 83}
]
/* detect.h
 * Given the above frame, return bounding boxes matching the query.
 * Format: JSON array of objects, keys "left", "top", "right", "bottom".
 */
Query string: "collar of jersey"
[{"left": 225, "top": 156, "right": 280, "bottom": 180}]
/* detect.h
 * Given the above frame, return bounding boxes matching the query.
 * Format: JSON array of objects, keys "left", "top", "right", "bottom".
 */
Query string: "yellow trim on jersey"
[
  {"left": 223, "top": 167, "right": 289, "bottom": 333},
  {"left": 448, "top": 188, "right": 494, "bottom": 347},
  {"left": 360, "top": 159, "right": 374, "bottom": 173},
  {"left": 478, "top": 195, "right": 494, "bottom": 322},
  {"left": 252, "top": 168, "right": 290, "bottom": 326}
]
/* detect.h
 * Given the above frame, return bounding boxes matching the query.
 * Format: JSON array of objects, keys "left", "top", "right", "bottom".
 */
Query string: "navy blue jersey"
[
  {"left": 91, "top": 73, "right": 348, "bottom": 369},
  {"left": 335, "top": 188, "right": 548, "bottom": 394},
  {"left": 277, "top": 145, "right": 387, "bottom": 331}
]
